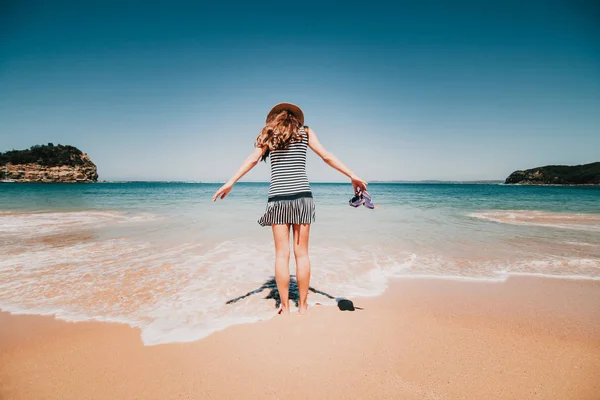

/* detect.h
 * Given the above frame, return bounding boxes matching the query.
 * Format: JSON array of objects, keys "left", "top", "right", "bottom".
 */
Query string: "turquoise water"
[
  {"left": 1, "top": 182, "right": 599, "bottom": 344},
  {"left": 2, "top": 181, "right": 599, "bottom": 213}
]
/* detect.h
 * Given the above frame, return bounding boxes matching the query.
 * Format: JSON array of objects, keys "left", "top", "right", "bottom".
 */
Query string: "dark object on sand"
[
  {"left": 337, "top": 299, "right": 355, "bottom": 311},
  {"left": 336, "top": 298, "right": 363, "bottom": 311}
]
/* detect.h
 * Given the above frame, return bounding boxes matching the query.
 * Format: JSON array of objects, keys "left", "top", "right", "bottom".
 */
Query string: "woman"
[{"left": 212, "top": 103, "right": 367, "bottom": 315}]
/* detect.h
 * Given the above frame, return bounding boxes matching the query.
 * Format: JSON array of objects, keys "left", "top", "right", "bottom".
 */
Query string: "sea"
[{"left": 1, "top": 182, "right": 599, "bottom": 345}]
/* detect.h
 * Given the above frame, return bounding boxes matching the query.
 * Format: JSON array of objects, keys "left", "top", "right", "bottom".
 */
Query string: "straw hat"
[{"left": 266, "top": 102, "right": 304, "bottom": 125}]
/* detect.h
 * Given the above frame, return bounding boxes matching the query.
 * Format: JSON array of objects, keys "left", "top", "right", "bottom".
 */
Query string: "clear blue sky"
[{"left": 1, "top": 0, "right": 599, "bottom": 181}]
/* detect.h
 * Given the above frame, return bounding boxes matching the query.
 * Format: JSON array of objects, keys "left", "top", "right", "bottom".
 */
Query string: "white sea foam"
[
  {"left": 563, "top": 241, "right": 599, "bottom": 247},
  {"left": 469, "top": 210, "right": 600, "bottom": 232},
  {"left": 1, "top": 209, "right": 599, "bottom": 345},
  {"left": 0, "top": 210, "right": 158, "bottom": 236},
  {"left": 503, "top": 272, "right": 600, "bottom": 281}
]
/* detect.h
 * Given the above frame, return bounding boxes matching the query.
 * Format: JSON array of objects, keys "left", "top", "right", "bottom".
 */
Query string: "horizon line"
[{"left": 96, "top": 179, "right": 506, "bottom": 184}]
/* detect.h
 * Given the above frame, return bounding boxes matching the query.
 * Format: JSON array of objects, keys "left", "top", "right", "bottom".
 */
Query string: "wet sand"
[{"left": 1, "top": 276, "right": 599, "bottom": 399}]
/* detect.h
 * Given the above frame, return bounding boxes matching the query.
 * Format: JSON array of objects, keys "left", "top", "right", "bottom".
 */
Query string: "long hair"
[{"left": 255, "top": 110, "right": 304, "bottom": 162}]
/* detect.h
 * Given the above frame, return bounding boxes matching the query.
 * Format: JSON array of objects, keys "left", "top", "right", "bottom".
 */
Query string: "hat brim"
[{"left": 266, "top": 103, "right": 305, "bottom": 126}]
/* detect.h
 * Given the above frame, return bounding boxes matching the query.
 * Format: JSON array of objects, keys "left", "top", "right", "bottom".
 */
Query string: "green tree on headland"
[
  {"left": 505, "top": 162, "right": 600, "bottom": 185},
  {"left": 0, "top": 143, "right": 86, "bottom": 167}
]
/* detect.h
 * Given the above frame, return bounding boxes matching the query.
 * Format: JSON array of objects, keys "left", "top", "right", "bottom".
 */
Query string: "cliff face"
[
  {"left": 1, "top": 154, "right": 98, "bottom": 183},
  {"left": 505, "top": 162, "right": 600, "bottom": 185}
]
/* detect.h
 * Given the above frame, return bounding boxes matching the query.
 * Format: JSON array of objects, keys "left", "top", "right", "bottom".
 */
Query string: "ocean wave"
[
  {"left": 0, "top": 210, "right": 159, "bottom": 236},
  {"left": 1, "top": 231, "right": 599, "bottom": 346},
  {"left": 469, "top": 210, "right": 600, "bottom": 232}
]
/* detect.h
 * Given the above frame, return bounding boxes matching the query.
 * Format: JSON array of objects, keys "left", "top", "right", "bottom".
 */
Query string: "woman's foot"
[
  {"left": 298, "top": 304, "right": 309, "bottom": 315},
  {"left": 277, "top": 304, "right": 290, "bottom": 316}
]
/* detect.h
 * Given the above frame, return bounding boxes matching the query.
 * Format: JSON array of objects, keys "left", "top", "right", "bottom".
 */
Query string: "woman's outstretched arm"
[
  {"left": 212, "top": 146, "right": 267, "bottom": 201},
  {"left": 306, "top": 127, "right": 368, "bottom": 193}
]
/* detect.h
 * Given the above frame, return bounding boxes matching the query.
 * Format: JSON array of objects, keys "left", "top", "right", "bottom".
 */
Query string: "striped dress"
[{"left": 258, "top": 126, "right": 316, "bottom": 226}]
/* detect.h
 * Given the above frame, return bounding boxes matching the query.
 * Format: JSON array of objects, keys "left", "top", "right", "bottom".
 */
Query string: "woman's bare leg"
[
  {"left": 292, "top": 223, "right": 311, "bottom": 314},
  {"left": 272, "top": 224, "right": 291, "bottom": 314}
]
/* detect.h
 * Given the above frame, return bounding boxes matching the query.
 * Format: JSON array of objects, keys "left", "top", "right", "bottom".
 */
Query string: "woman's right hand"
[
  {"left": 351, "top": 175, "right": 368, "bottom": 194},
  {"left": 212, "top": 182, "right": 233, "bottom": 202}
]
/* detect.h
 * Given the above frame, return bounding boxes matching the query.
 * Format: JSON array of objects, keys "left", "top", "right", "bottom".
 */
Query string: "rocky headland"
[
  {"left": 505, "top": 162, "right": 600, "bottom": 185},
  {"left": 0, "top": 144, "right": 98, "bottom": 183}
]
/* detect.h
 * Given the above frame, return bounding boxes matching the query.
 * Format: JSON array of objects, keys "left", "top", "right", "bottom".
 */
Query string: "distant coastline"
[
  {"left": 10, "top": 179, "right": 599, "bottom": 186},
  {"left": 76, "top": 180, "right": 507, "bottom": 185},
  {"left": 370, "top": 180, "right": 504, "bottom": 184},
  {"left": 1, "top": 144, "right": 98, "bottom": 183},
  {"left": 505, "top": 162, "right": 600, "bottom": 186}
]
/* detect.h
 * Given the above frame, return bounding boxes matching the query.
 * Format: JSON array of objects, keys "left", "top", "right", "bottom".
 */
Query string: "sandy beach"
[{"left": 1, "top": 276, "right": 599, "bottom": 400}]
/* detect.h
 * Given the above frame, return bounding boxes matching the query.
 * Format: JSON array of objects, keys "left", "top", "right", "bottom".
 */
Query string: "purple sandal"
[
  {"left": 362, "top": 190, "right": 374, "bottom": 209},
  {"left": 348, "top": 190, "right": 374, "bottom": 209},
  {"left": 349, "top": 192, "right": 364, "bottom": 207}
]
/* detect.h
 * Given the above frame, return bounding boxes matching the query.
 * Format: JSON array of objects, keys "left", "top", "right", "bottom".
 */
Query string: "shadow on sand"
[{"left": 226, "top": 276, "right": 363, "bottom": 311}]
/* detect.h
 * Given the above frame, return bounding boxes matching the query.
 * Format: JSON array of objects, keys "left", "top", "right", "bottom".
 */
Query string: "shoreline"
[
  {"left": 2, "top": 272, "right": 600, "bottom": 347},
  {"left": 2, "top": 275, "right": 599, "bottom": 399}
]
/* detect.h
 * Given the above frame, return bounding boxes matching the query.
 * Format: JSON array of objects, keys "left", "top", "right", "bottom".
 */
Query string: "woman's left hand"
[{"left": 212, "top": 182, "right": 233, "bottom": 201}]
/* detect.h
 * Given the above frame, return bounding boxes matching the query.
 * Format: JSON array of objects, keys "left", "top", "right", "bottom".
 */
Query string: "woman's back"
[{"left": 268, "top": 127, "right": 311, "bottom": 199}]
